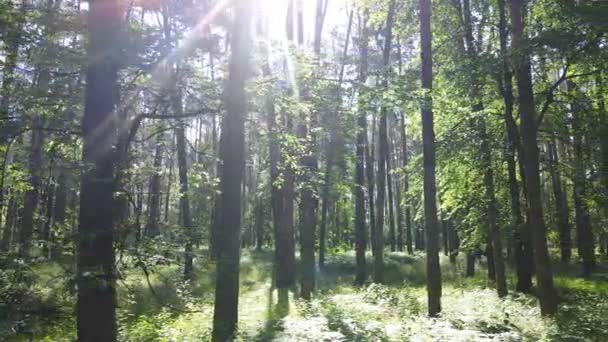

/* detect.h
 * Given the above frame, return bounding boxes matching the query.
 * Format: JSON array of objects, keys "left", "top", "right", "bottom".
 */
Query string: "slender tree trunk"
[
  {"left": 420, "top": 0, "right": 441, "bottom": 316},
  {"left": 548, "top": 140, "right": 572, "bottom": 262},
  {"left": 52, "top": 172, "right": 67, "bottom": 258},
  {"left": 171, "top": 80, "right": 195, "bottom": 280},
  {"left": 374, "top": 0, "right": 396, "bottom": 283},
  {"left": 211, "top": 0, "right": 251, "bottom": 339},
  {"left": 145, "top": 134, "right": 164, "bottom": 238},
  {"left": 509, "top": 0, "right": 557, "bottom": 315},
  {"left": 41, "top": 176, "right": 55, "bottom": 258},
  {"left": 569, "top": 81, "right": 595, "bottom": 276},
  {"left": 498, "top": 0, "right": 532, "bottom": 292},
  {"left": 254, "top": 201, "right": 264, "bottom": 251},
  {"left": 386, "top": 135, "right": 397, "bottom": 253},
  {"left": 77, "top": 0, "right": 122, "bottom": 338},
  {"left": 19, "top": 93, "right": 47, "bottom": 256},
  {"left": 1, "top": 192, "right": 18, "bottom": 252},
  {"left": 354, "top": 9, "right": 369, "bottom": 285},
  {"left": 460, "top": 0, "right": 506, "bottom": 297},
  {"left": 400, "top": 113, "right": 413, "bottom": 254}
]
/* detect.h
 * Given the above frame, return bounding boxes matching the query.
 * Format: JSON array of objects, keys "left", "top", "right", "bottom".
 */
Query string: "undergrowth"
[{"left": 2, "top": 250, "right": 607, "bottom": 341}]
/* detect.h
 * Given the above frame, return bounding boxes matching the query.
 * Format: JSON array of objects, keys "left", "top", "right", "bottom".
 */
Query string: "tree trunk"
[
  {"left": 498, "top": 0, "right": 532, "bottom": 293},
  {"left": 19, "top": 109, "right": 46, "bottom": 256},
  {"left": 211, "top": 0, "right": 251, "bottom": 339},
  {"left": 52, "top": 172, "right": 67, "bottom": 258},
  {"left": 548, "top": 140, "right": 572, "bottom": 262},
  {"left": 400, "top": 113, "right": 413, "bottom": 254},
  {"left": 569, "top": 81, "right": 595, "bottom": 277},
  {"left": 77, "top": 0, "right": 122, "bottom": 338},
  {"left": 420, "top": 0, "right": 441, "bottom": 316},
  {"left": 460, "top": 0, "right": 506, "bottom": 297},
  {"left": 374, "top": 0, "right": 396, "bottom": 283},
  {"left": 145, "top": 133, "right": 164, "bottom": 238},
  {"left": 386, "top": 135, "right": 397, "bottom": 253},
  {"left": 354, "top": 8, "right": 370, "bottom": 285},
  {"left": 509, "top": 0, "right": 557, "bottom": 315}
]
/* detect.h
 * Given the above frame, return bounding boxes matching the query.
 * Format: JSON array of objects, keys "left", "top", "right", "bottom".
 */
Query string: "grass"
[{"left": 2, "top": 249, "right": 607, "bottom": 341}]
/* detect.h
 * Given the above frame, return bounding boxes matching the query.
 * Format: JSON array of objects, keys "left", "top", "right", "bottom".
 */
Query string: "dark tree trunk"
[
  {"left": 211, "top": 0, "right": 251, "bottom": 339},
  {"left": 420, "top": 0, "right": 441, "bottom": 316},
  {"left": 145, "top": 134, "right": 164, "bottom": 238},
  {"left": 76, "top": 0, "right": 122, "bottom": 338},
  {"left": 498, "top": 0, "right": 532, "bottom": 293},
  {"left": 374, "top": 0, "right": 396, "bottom": 283},
  {"left": 41, "top": 177, "right": 55, "bottom": 258},
  {"left": 400, "top": 113, "right": 413, "bottom": 254},
  {"left": 1, "top": 192, "right": 17, "bottom": 252},
  {"left": 569, "top": 81, "right": 595, "bottom": 277},
  {"left": 447, "top": 221, "right": 459, "bottom": 263},
  {"left": 19, "top": 115, "right": 45, "bottom": 256},
  {"left": 465, "top": 251, "right": 476, "bottom": 277},
  {"left": 460, "top": 0, "right": 506, "bottom": 297},
  {"left": 171, "top": 80, "right": 195, "bottom": 280},
  {"left": 366, "top": 113, "right": 376, "bottom": 256},
  {"left": 548, "top": 140, "right": 571, "bottom": 262},
  {"left": 386, "top": 137, "right": 397, "bottom": 253},
  {"left": 354, "top": 8, "right": 369, "bottom": 285},
  {"left": 254, "top": 201, "right": 264, "bottom": 251},
  {"left": 509, "top": 0, "right": 557, "bottom": 315},
  {"left": 52, "top": 172, "right": 67, "bottom": 258}
]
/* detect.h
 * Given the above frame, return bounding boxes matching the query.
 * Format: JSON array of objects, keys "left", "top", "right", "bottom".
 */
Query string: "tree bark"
[
  {"left": 548, "top": 140, "right": 572, "bottom": 262},
  {"left": 77, "top": 0, "right": 122, "bottom": 338},
  {"left": 569, "top": 81, "right": 595, "bottom": 277},
  {"left": 420, "top": 0, "right": 442, "bottom": 316},
  {"left": 374, "top": 0, "right": 396, "bottom": 283},
  {"left": 211, "top": 0, "right": 251, "bottom": 339},
  {"left": 498, "top": 0, "right": 532, "bottom": 293},
  {"left": 354, "top": 8, "right": 369, "bottom": 285},
  {"left": 145, "top": 133, "right": 164, "bottom": 238},
  {"left": 509, "top": 0, "right": 557, "bottom": 315},
  {"left": 400, "top": 113, "right": 413, "bottom": 254}
]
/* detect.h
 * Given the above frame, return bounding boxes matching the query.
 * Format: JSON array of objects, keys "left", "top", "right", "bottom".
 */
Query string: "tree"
[
  {"left": 211, "top": 0, "right": 252, "bottom": 339},
  {"left": 374, "top": 0, "right": 396, "bottom": 284},
  {"left": 420, "top": 0, "right": 441, "bottom": 316},
  {"left": 76, "top": 0, "right": 123, "bottom": 339},
  {"left": 354, "top": 7, "right": 369, "bottom": 286},
  {"left": 509, "top": 0, "right": 557, "bottom": 315}
]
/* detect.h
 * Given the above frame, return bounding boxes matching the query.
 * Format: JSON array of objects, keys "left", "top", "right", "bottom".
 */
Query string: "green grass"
[{"left": 2, "top": 249, "right": 607, "bottom": 341}]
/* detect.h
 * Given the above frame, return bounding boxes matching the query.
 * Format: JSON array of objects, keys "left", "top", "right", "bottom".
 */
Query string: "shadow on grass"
[{"left": 252, "top": 287, "right": 290, "bottom": 342}]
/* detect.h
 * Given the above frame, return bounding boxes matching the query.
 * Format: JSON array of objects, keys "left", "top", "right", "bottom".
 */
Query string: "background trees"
[{"left": 0, "top": 0, "right": 606, "bottom": 340}]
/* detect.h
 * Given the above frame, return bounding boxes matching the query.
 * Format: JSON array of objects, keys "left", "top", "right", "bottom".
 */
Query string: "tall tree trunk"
[
  {"left": 460, "top": 0, "right": 506, "bottom": 297},
  {"left": 374, "top": 0, "right": 396, "bottom": 283},
  {"left": 254, "top": 201, "right": 264, "bottom": 251},
  {"left": 386, "top": 134, "right": 397, "bottom": 253},
  {"left": 0, "top": 4, "right": 25, "bottom": 229},
  {"left": 400, "top": 113, "right": 413, "bottom": 254},
  {"left": 1, "top": 191, "right": 18, "bottom": 252},
  {"left": 548, "top": 140, "right": 572, "bottom": 262},
  {"left": 498, "top": 0, "right": 532, "bottom": 292},
  {"left": 509, "top": 0, "right": 557, "bottom": 315},
  {"left": 171, "top": 81, "right": 195, "bottom": 280},
  {"left": 211, "top": 0, "right": 251, "bottom": 339},
  {"left": 145, "top": 133, "right": 164, "bottom": 238},
  {"left": 420, "top": 0, "right": 441, "bottom": 316},
  {"left": 52, "top": 172, "right": 67, "bottom": 258},
  {"left": 41, "top": 176, "right": 55, "bottom": 258},
  {"left": 569, "top": 81, "right": 595, "bottom": 276},
  {"left": 77, "top": 0, "right": 122, "bottom": 338},
  {"left": 354, "top": 8, "right": 369, "bottom": 285},
  {"left": 19, "top": 82, "right": 47, "bottom": 256}
]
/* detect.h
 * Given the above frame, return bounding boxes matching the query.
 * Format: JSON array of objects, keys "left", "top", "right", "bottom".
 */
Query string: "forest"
[{"left": 0, "top": 0, "right": 607, "bottom": 340}]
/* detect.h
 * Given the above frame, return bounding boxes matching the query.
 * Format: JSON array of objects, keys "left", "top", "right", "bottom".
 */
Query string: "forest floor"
[{"left": 2, "top": 249, "right": 608, "bottom": 341}]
